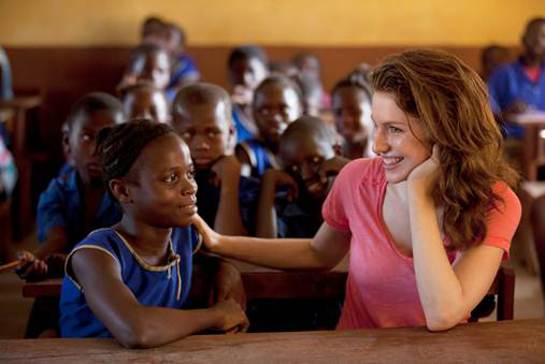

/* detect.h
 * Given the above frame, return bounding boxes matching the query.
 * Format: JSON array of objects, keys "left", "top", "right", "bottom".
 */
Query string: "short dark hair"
[
  {"left": 281, "top": 115, "right": 336, "bottom": 145},
  {"left": 253, "top": 74, "right": 303, "bottom": 105},
  {"left": 96, "top": 120, "right": 175, "bottom": 184},
  {"left": 172, "top": 82, "right": 232, "bottom": 121},
  {"left": 331, "top": 77, "right": 372, "bottom": 102},
  {"left": 227, "top": 45, "right": 268, "bottom": 69},
  {"left": 65, "top": 92, "right": 123, "bottom": 131}
]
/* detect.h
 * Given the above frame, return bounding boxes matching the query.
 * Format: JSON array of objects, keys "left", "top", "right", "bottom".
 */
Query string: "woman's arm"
[
  {"left": 193, "top": 215, "right": 350, "bottom": 270},
  {"left": 407, "top": 147, "right": 504, "bottom": 331},
  {"left": 71, "top": 249, "right": 248, "bottom": 348}
]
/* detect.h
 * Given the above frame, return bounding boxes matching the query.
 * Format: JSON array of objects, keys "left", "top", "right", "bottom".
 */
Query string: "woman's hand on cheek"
[{"left": 407, "top": 145, "right": 440, "bottom": 196}]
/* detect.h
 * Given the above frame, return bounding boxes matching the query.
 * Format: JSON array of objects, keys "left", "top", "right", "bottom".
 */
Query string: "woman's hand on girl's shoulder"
[
  {"left": 407, "top": 145, "right": 441, "bottom": 195},
  {"left": 191, "top": 214, "right": 221, "bottom": 252}
]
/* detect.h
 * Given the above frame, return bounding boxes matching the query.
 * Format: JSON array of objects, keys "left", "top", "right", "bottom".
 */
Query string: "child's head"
[
  {"left": 164, "top": 22, "right": 186, "bottom": 56},
  {"left": 371, "top": 49, "right": 518, "bottom": 250},
  {"left": 126, "top": 43, "right": 171, "bottom": 90},
  {"left": 252, "top": 75, "right": 303, "bottom": 145},
  {"left": 480, "top": 45, "right": 509, "bottom": 81},
  {"left": 279, "top": 116, "right": 337, "bottom": 199},
  {"left": 171, "top": 83, "right": 234, "bottom": 170},
  {"left": 64, "top": 92, "right": 124, "bottom": 186},
  {"left": 331, "top": 78, "right": 372, "bottom": 145},
  {"left": 227, "top": 45, "right": 269, "bottom": 90},
  {"left": 522, "top": 17, "right": 545, "bottom": 60},
  {"left": 97, "top": 120, "right": 197, "bottom": 227},
  {"left": 293, "top": 73, "right": 322, "bottom": 117},
  {"left": 292, "top": 53, "right": 321, "bottom": 81},
  {"left": 121, "top": 82, "right": 170, "bottom": 124},
  {"left": 141, "top": 16, "right": 165, "bottom": 46}
]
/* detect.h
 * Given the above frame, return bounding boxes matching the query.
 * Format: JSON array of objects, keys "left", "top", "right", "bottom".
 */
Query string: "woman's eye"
[{"left": 388, "top": 126, "right": 402, "bottom": 133}]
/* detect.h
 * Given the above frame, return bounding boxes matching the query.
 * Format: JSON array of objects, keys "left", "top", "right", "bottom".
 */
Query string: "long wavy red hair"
[{"left": 371, "top": 49, "right": 519, "bottom": 250}]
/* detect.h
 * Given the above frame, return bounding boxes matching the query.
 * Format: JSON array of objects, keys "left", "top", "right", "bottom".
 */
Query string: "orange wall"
[{"left": 0, "top": 0, "right": 544, "bottom": 47}]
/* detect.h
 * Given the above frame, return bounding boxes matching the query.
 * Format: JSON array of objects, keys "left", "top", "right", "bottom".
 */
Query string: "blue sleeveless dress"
[{"left": 59, "top": 226, "right": 201, "bottom": 338}]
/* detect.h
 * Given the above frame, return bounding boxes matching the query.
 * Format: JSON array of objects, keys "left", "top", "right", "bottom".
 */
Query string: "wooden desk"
[
  {"left": 22, "top": 261, "right": 348, "bottom": 301},
  {"left": 513, "top": 112, "right": 545, "bottom": 181},
  {"left": 1, "top": 319, "right": 543, "bottom": 363}
]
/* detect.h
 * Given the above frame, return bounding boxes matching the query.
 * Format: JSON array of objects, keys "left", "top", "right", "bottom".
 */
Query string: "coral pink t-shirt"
[{"left": 322, "top": 158, "right": 521, "bottom": 330}]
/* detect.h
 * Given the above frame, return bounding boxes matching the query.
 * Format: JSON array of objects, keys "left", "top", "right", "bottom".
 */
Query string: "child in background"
[
  {"left": 140, "top": 16, "right": 165, "bottom": 46},
  {"left": 293, "top": 73, "right": 322, "bottom": 117},
  {"left": 331, "top": 78, "right": 373, "bottom": 159},
  {"left": 292, "top": 53, "right": 329, "bottom": 109},
  {"left": 121, "top": 82, "right": 170, "bottom": 124},
  {"left": 236, "top": 75, "right": 303, "bottom": 178},
  {"left": 480, "top": 45, "right": 510, "bottom": 81},
  {"left": 119, "top": 43, "right": 171, "bottom": 92},
  {"left": 17, "top": 92, "right": 125, "bottom": 281},
  {"left": 227, "top": 46, "right": 269, "bottom": 142},
  {"left": 172, "top": 83, "right": 259, "bottom": 236},
  {"left": 15, "top": 93, "right": 124, "bottom": 338},
  {"left": 59, "top": 121, "right": 248, "bottom": 348},
  {"left": 256, "top": 116, "right": 349, "bottom": 238},
  {"left": 164, "top": 22, "right": 200, "bottom": 100}
]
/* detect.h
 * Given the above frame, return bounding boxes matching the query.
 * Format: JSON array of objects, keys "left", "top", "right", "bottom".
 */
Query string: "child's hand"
[
  {"left": 191, "top": 214, "right": 221, "bottom": 252},
  {"left": 211, "top": 155, "right": 242, "bottom": 183},
  {"left": 318, "top": 156, "right": 350, "bottom": 184},
  {"left": 407, "top": 145, "right": 440, "bottom": 196},
  {"left": 15, "top": 251, "right": 48, "bottom": 281},
  {"left": 212, "top": 298, "right": 249, "bottom": 333},
  {"left": 262, "top": 169, "right": 299, "bottom": 202}
]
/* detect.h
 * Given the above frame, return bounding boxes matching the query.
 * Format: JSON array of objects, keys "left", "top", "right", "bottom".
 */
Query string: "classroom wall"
[{"left": 0, "top": 0, "right": 544, "bottom": 47}]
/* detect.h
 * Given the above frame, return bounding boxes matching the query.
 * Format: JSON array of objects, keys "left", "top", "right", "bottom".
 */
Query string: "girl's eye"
[
  {"left": 165, "top": 173, "right": 179, "bottom": 183},
  {"left": 288, "top": 165, "right": 299, "bottom": 174},
  {"left": 181, "top": 131, "right": 192, "bottom": 140},
  {"left": 187, "top": 170, "right": 196, "bottom": 179},
  {"left": 81, "top": 133, "right": 93, "bottom": 142}
]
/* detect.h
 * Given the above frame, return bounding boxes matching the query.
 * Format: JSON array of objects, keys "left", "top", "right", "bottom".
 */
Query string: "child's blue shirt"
[
  {"left": 237, "top": 139, "right": 280, "bottom": 178},
  {"left": 59, "top": 226, "right": 201, "bottom": 338},
  {"left": 487, "top": 60, "right": 545, "bottom": 139},
  {"left": 36, "top": 169, "right": 122, "bottom": 249}
]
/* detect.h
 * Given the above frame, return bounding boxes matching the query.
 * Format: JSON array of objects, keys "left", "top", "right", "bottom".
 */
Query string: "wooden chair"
[{"left": 469, "top": 265, "right": 515, "bottom": 322}]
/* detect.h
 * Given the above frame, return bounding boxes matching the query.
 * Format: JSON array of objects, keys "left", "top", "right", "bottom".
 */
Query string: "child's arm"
[
  {"left": 211, "top": 155, "right": 247, "bottom": 235},
  {"left": 192, "top": 214, "right": 350, "bottom": 270},
  {"left": 235, "top": 145, "right": 253, "bottom": 177},
  {"left": 193, "top": 252, "right": 246, "bottom": 309},
  {"left": 256, "top": 169, "right": 298, "bottom": 238},
  {"left": 71, "top": 249, "right": 249, "bottom": 349}
]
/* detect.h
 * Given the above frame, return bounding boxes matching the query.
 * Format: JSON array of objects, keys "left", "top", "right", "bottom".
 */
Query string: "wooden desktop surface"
[{"left": 1, "top": 319, "right": 543, "bottom": 363}]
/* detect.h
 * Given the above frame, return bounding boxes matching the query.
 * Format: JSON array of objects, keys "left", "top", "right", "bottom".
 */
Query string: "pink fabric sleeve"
[
  {"left": 321, "top": 161, "right": 357, "bottom": 231},
  {"left": 482, "top": 183, "right": 522, "bottom": 258}
]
